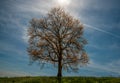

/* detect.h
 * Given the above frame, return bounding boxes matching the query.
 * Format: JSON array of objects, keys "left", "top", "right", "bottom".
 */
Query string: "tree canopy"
[{"left": 27, "top": 7, "right": 89, "bottom": 77}]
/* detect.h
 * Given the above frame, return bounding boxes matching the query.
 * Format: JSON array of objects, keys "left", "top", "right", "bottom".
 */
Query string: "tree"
[{"left": 27, "top": 7, "right": 89, "bottom": 78}]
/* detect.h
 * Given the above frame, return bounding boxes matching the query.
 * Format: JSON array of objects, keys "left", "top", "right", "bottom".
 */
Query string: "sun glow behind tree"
[{"left": 56, "top": 0, "right": 71, "bottom": 6}]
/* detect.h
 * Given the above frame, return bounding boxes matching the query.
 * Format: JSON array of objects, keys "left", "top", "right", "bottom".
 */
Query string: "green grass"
[{"left": 0, "top": 76, "right": 120, "bottom": 83}]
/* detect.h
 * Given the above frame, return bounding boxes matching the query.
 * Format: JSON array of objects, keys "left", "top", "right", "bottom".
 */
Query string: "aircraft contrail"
[{"left": 84, "top": 24, "right": 120, "bottom": 38}]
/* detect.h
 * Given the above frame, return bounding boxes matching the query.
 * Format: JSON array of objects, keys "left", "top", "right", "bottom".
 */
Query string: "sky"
[{"left": 0, "top": 0, "right": 120, "bottom": 77}]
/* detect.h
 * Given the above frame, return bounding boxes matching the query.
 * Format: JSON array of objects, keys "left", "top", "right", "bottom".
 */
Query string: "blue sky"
[{"left": 0, "top": 0, "right": 120, "bottom": 77}]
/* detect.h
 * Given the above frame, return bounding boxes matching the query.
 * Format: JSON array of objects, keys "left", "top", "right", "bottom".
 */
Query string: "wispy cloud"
[
  {"left": 0, "top": 70, "right": 31, "bottom": 77},
  {"left": 88, "top": 59, "right": 120, "bottom": 75},
  {"left": 0, "top": 41, "right": 23, "bottom": 55},
  {"left": 84, "top": 24, "right": 120, "bottom": 38}
]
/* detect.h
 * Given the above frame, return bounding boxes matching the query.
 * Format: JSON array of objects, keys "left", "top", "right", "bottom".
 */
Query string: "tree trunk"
[
  {"left": 57, "top": 55, "right": 62, "bottom": 77},
  {"left": 57, "top": 55, "right": 62, "bottom": 83},
  {"left": 57, "top": 38, "right": 62, "bottom": 83}
]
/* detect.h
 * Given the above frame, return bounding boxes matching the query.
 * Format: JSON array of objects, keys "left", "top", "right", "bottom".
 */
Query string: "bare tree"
[{"left": 27, "top": 7, "right": 89, "bottom": 77}]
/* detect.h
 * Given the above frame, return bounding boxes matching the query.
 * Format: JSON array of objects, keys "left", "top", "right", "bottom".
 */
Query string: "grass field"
[{"left": 0, "top": 76, "right": 120, "bottom": 83}]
